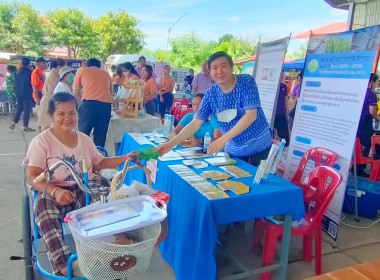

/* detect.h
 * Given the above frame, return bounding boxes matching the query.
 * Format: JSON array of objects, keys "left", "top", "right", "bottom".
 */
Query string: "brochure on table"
[{"left": 284, "top": 26, "right": 380, "bottom": 240}]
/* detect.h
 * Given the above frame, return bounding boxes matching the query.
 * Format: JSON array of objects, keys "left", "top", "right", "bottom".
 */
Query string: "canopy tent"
[
  {"left": 283, "top": 59, "right": 305, "bottom": 70},
  {"left": 293, "top": 21, "right": 348, "bottom": 39},
  {"left": 323, "top": 0, "right": 350, "bottom": 10}
]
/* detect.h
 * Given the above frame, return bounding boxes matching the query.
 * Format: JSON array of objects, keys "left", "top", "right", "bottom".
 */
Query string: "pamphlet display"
[
  {"left": 284, "top": 26, "right": 380, "bottom": 240},
  {"left": 252, "top": 37, "right": 290, "bottom": 127}
]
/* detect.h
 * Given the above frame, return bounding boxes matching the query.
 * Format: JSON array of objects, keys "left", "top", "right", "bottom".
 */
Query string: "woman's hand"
[
  {"left": 160, "top": 95, "right": 164, "bottom": 103},
  {"left": 207, "top": 137, "right": 227, "bottom": 156},
  {"left": 54, "top": 188, "right": 76, "bottom": 206}
]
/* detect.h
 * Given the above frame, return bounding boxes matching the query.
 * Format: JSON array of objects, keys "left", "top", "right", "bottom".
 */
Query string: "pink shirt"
[{"left": 24, "top": 129, "right": 104, "bottom": 187}]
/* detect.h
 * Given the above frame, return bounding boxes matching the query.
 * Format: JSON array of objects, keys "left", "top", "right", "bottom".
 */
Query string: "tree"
[
  {"left": 95, "top": 9, "right": 145, "bottom": 60},
  {"left": 213, "top": 34, "right": 255, "bottom": 61},
  {"left": 46, "top": 8, "right": 97, "bottom": 58},
  {"left": 286, "top": 42, "right": 307, "bottom": 60},
  {"left": 170, "top": 32, "right": 216, "bottom": 71},
  {"left": 144, "top": 49, "right": 172, "bottom": 63},
  {"left": 0, "top": 2, "right": 47, "bottom": 55}
]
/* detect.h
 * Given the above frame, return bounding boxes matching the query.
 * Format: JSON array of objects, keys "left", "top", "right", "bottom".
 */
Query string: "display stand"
[
  {"left": 115, "top": 81, "right": 144, "bottom": 118},
  {"left": 352, "top": 148, "right": 360, "bottom": 222}
]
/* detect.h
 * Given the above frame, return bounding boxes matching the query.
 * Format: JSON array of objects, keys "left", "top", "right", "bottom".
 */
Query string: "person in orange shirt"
[
  {"left": 159, "top": 65, "right": 175, "bottom": 118},
  {"left": 31, "top": 57, "right": 47, "bottom": 132},
  {"left": 31, "top": 57, "right": 47, "bottom": 105},
  {"left": 141, "top": 65, "right": 158, "bottom": 116},
  {"left": 121, "top": 62, "right": 140, "bottom": 88},
  {"left": 72, "top": 58, "right": 113, "bottom": 147},
  {"left": 113, "top": 64, "right": 126, "bottom": 86}
]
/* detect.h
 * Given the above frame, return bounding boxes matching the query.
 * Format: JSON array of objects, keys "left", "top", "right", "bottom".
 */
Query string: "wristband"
[{"left": 51, "top": 187, "right": 58, "bottom": 198}]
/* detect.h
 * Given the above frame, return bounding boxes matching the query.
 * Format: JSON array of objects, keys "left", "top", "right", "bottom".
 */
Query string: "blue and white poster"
[
  {"left": 284, "top": 26, "right": 380, "bottom": 240},
  {"left": 252, "top": 37, "right": 290, "bottom": 127}
]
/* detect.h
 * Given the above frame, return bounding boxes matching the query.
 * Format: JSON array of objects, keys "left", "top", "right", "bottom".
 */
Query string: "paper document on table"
[
  {"left": 147, "top": 160, "right": 158, "bottom": 184},
  {"left": 129, "top": 133, "right": 154, "bottom": 145},
  {"left": 176, "top": 147, "right": 203, "bottom": 156},
  {"left": 159, "top": 150, "right": 184, "bottom": 161}
]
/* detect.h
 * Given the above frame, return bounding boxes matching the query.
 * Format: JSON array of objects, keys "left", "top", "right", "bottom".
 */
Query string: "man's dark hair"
[
  {"left": 50, "top": 60, "right": 58, "bottom": 69},
  {"left": 36, "top": 57, "right": 46, "bottom": 63},
  {"left": 138, "top": 56, "right": 146, "bottom": 62},
  {"left": 193, "top": 93, "right": 204, "bottom": 100},
  {"left": 7, "top": 65, "right": 17, "bottom": 73},
  {"left": 48, "top": 92, "right": 79, "bottom": 115},
  {"left": 21, "top": 57, "right": 30, "bottom": 67},
  {"left": 57, "top": 58, "right": 65, "bottom": 67},
  {"left": 208, "top": 51, "right": 233, "bottom": 69},
  {"left": 111, "top": 64, "right": 116, "bottom": 70},
  {"left": 143, "top": 65, "right": 153, "bottom": 79},
  {"left": 87, "top": 58, "right": 101, "bottom": 68}
]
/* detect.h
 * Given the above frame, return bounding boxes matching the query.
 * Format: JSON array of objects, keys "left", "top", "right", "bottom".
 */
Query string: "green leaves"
[
  {"left": 0, "top": 2, "right": 46, "bottom": 55},
  {"left": 0, "top": 3, "right": 144, "bottom": 59},
  {"left": 95, "top": 9, "right": 144, "bottom": 59},
  {"left": 147, "top": 32, "right": 256, "bottom": 72}
]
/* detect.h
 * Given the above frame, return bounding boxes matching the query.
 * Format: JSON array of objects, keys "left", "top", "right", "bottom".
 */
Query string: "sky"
[{"left": 13, "top": 0, "right": 349, "bottom": 51}]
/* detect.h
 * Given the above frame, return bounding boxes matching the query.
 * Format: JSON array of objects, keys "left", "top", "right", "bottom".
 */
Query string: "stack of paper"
[
  {"left": 217, "top": 180, "right": 250, "bottom": 195},
  {"left": 219, "top": 166, "right": 252, "bottom": 178},
  {"left": 182, "top": 160, "right": 208, "bottom": 169},
  {"left": 159, "top": 150, "right": 184, "bottom": 161},
  {"left": 201, "top": 170, "right": 231, "bottom": 181},
  {"left": 168, "top": 164, "right": 229, "bottom": 200}
]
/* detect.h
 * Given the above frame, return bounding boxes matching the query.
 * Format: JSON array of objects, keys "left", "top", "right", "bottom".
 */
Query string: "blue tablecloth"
[{"left": 118, "top": 133, "right": 305, "bottom": 280}]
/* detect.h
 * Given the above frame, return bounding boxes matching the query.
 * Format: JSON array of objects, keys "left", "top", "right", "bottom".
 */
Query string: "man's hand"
[
  {"left": 157, "top": 142, "right": 173, "bottom": 156},
  {"left": 207, "top": 137, "right": 227, "bottom": 156},
  {"left": 54, "top": 188, "right": 76, "bottom": 206},
  {"left": 160, "top": 95, "right": 164, "bottom": 103}
]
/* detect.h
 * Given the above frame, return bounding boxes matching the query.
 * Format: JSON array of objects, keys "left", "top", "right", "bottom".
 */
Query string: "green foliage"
[
  {"left": 46, "top": 8, "right": 97, "bottom": 58},
  {"left": 169, "top": 32, "right": 216, "bottom": 71},
  {"left": 95, "top": 9, "right": 144, "bottom": 60},
  {"left": 326, "top": 37, "right": 351, "bottom": 53},
  {"left": 214, "top": 34, "right": 254, "bottom": 60},
  {"left": 146, "top": 33, "right": 256, "bottom": 72},
  {"left": 286, "top": 42, "right": 307, "bottom": 60},
  {"left": 0, "top": 2, "right": 46, "bottom": 55}
]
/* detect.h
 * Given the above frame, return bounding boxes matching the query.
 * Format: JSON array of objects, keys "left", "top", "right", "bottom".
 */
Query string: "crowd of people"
[{"left": 6, "top": 49, "right": 380, "bottom": 277}]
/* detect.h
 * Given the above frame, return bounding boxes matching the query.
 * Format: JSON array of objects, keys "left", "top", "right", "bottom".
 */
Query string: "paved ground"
[{"left": 1, "top": 112, "right": 380, "bottom": 280}]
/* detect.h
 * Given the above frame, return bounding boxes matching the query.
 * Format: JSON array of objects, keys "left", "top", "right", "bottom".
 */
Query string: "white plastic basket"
[
  {"left": 67, "top": 195, "right": 166, "bottom": 279},
  {"left": 70, "top": 223, "right": 161, "bottom": 280}
]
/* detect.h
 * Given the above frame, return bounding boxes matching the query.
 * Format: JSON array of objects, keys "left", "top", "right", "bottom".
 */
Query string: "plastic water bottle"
[
  {"left": 203, "top": 132, "right": 211, "bottom": 153},
  {"left": 139, "top": 106, "right": 145, "bottom": 118}
]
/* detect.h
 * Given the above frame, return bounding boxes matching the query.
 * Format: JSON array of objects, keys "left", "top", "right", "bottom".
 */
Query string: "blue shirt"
[
  {"left": 179, "top": 112, "right": 219, "bottom": 139},
  {"left": 195, "top": 74, "right": 272, "bottom": 156}
]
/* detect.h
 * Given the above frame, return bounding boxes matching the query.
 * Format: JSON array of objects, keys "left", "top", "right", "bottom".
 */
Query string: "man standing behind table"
[
  {"left": 185, "top": 68, "right": 194, "bottom": 89},
  {"left": 73, "top": 58, "right": 112, "bottom": 147},
  {"left": 10, "top": 57, "right": 35, "bottom": 132},
  {"left": 135, "top": 56, "right": 156, "bottom": 78},
  {"left": 192, "top": 61, "right": 213, "bottom": 94},
  {"left": 31, "top": 57, "right": 47, "bottom": 132}
]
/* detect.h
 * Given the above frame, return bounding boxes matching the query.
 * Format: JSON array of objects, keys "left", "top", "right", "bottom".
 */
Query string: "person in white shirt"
[
  {"left": 181, "top": 77, "right": 192, "bottom": 93},
  {"left": 54, "top": 66, "right": 74, "bottom": 94}
]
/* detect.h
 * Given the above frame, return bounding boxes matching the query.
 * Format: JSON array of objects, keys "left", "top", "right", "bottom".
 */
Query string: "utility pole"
[{"left": 167, "top": 12, "right": 187, "bottom": 51}]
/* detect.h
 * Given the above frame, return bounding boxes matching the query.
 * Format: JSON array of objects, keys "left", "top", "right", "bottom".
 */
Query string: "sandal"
[
  {"left": 9, "top": 124, "right": 15, "bottom": 130},
  {"left": 23, "top": 127, "right": 36, "bottom": 132}
]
